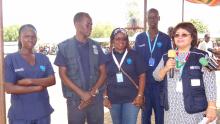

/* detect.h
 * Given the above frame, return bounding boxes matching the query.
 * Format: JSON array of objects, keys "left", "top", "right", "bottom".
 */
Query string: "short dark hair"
[
  {"left": 109, "top": 28, "right": 130, "bottom": 51},
  {"left": 148, "top": 8, "right": 159, "bottom": 16},
  {"left": 172, "top": 22, "right": 198, "bottom": 48},
  {"left": 18, "top": 24, "right": 37, "bottom": 49},
  {"left": 73, "top": 12, "right": 91, "bottom": 24},
  {"left": 204, "top": 34, "right": 210, "bottom": 38}
]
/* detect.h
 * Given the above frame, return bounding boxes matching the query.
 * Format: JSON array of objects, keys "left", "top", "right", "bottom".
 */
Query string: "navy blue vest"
[{"left": 161, "top": 48, "right": 208, "bottom": 114}]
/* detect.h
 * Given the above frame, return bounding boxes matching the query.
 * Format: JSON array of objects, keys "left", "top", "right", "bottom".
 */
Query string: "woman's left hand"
[
  {"left": 132, "top": 95, "right": 144, "bottom": 108},
  {"left": 205, "top": 107, "right": 217, "bottom": 123}
]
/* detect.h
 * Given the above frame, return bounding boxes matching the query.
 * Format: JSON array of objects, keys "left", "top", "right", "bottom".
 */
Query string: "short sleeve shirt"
[
  {"left": 106, "top": 49, "right": 146, "bottom": 104},
  {"left": 4, "top": 52, "right": 54, "bottom": 120}
]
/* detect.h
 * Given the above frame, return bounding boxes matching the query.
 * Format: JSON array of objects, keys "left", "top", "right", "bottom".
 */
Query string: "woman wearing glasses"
[
  {"left": 153, "top": 22, "right": 217, "bottom": 123},
  {"left": 103, "top": 28, "right": 146, "bottom": 124}
]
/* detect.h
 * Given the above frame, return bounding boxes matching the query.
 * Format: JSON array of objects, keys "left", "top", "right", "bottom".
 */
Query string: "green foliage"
[
  {"left": 3, "top": 25, "right": 20, "bottom": 42},
  {"left": 125, "top": 0, "right": 142, "bottom": 36},
  {"left": 91, "top": 23, "right": 114, "bottom": 38},
  {"left": 127, "top": 2, "right": 139, "bottom": 18},
  {"left": 190, "top": 19, "right": 208, "bottom": 34}
]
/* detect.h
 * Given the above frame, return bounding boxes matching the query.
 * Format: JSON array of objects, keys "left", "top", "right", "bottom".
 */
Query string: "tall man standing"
[
  {"left": 134, "top": 8, "right": 172, "bottom": 124},
  {"left": 54, "top": 12, "right": 106, "bottom": 124}
]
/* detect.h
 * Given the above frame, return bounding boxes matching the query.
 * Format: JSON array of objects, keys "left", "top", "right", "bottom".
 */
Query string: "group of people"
[{"left": 4, "top": 8, "right": 218, "bottom": 124}]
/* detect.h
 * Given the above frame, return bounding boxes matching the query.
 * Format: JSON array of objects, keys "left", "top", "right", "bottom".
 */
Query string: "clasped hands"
[{"left": 78, "top": 89, "right": 97, "bottom": 110}]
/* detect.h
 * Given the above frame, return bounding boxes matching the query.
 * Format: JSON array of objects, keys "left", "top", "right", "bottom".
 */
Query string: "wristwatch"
[{"left": 91, "top": 88, "right": 99, "bottom": 97}]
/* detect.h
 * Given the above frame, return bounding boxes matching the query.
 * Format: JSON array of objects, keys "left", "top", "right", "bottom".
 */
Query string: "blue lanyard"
[{"left": 147, "top": 32, "right": 159, "bottom": 56}]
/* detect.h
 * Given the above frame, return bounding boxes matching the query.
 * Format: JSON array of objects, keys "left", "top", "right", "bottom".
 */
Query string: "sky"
[{"left": 2, "top": 0, "right": 220, "bottom": 42}]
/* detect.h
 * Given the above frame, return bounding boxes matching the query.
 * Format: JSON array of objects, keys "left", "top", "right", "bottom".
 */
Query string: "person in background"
[
  {"left": 167, "top": 26, "right": 174, "bottom": 48},
  {"left": 4, "top": 24, "right": 56, "bottom": 124},
  {"left": 134, "top": 8, "right": 172, "bottom": 124},
  {"left": 103, "top": 28, "right": 146, "bottom": 124},
  {"left": 198, "top": 33, "right": 213, "bottom": 56},
  {"left": 54, "top": 12, "right": 106, "bottom": 124},
  {"left": 212, "top": 47, "right": 220, "bottom": 70},
  {"left": 153, "top": 22, "right": 217, "bottom": 123}
]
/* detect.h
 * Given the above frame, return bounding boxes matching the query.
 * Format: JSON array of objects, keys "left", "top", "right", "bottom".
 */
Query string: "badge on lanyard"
[
  {"left": 116, "top": 72, "right": 124, "bottom": 83},
  {"left": 146, "top": 32, "right": 159, "bottom": 67},
  {"left": 112, "top": 49, "right": 128, "bottom": 83},
  {"left": 149, "top": 57, "right": 155, "bottom": 66},
  {"left": 176, "top": 80, "right": 183, "bottom": 93}
]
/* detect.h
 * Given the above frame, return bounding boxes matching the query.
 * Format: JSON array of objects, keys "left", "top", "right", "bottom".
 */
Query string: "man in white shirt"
[{"left": 198, "top": 34, "right": 213, "bottom": 56}]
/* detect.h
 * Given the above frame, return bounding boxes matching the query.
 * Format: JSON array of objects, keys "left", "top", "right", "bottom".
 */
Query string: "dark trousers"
[
  {"left": 142, "top": 85, "right": 164, "bottom": 124},
  {"left": 66, "top": 94, "right": 104, "bottom": 124}
]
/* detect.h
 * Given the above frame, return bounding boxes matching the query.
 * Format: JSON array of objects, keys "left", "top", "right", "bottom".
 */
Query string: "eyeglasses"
[
  {"left": 113, "top": 28, "right": 127, "bottom": 36},
  {"left": 114, "top": 37, "right": 127, "bottom": 41},
  {"left": 174, "top": 33, "right": 191, "bottom": 38}
]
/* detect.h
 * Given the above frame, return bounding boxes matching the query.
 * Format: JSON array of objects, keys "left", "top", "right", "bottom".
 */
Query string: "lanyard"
[
  {"left": 146, "top": 32, "right": 159, "bottom": 56},
  {"left": 176, "top": 51, "right": 190, "bottom": 80},
  {"left": 112, "top": 49, "right": 128, "bottom": 71}
]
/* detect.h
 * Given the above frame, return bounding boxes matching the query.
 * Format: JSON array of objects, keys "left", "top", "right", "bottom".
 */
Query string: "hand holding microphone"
[{"left": 167, "top": 49, "right": 176, "bottom": 78}]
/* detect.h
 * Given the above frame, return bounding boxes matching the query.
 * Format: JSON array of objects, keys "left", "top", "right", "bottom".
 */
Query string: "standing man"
[
  {"left": 54, "top": 12, "right": 106, "bottom": 124},
  {"left": 134, "top": 8, "right": 172, "bottom": 124},
  {"left": 198, "top": 33, "right": 213, "bottom": 56}
]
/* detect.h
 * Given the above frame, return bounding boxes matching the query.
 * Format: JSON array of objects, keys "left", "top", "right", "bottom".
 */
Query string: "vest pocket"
[
  {"left": 184, "top": 88, "right": 208, "bottom": 114},
  {"left": 66, "top": 58, "right": 79, "bottom": 78}
]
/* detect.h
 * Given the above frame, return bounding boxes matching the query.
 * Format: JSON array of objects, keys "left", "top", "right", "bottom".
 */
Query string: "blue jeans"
[{"left": 110, "top": 102, "right": 140, "bottom": 124}]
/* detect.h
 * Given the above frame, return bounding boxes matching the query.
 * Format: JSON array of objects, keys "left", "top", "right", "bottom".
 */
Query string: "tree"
[
  {"left": 125, "top": 0, "right": 142, "bottom": 36},
  {"left": 3, "top": 25, "right": 20, "bottom": 42},
  {"left": 190, "top": 19, "right": 208, "bottom": 34},
  {"left": 91, "top": 23, "right": 113, "bottom": 38}
]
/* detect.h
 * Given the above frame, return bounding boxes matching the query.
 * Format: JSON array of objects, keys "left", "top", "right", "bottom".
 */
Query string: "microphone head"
[
  {"left": 199, "top": 57, "right": 208, "bottom": 66},
  {"left": 168, "top": 49, "right": 176, "bottom": 58}
]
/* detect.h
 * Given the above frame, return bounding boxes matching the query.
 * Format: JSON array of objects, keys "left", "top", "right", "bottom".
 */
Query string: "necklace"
[{"left": 175, "top": 51, "right": 190, "bottom": 69}]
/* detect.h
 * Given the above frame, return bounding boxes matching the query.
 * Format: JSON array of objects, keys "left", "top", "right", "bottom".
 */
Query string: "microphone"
[
  {"left": 168, "top": 49, "right": 176, "bottom": 78},
  {"left": 207, "top": 48, "right": 220, "bottom": 55},
  {"left": 199, "top": 56, "right": 219, "bottom": 71}
]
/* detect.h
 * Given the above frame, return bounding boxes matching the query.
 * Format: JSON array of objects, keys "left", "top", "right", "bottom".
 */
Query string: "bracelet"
[
  {"left": 208, "top": 106, "right": 217, "bottom": 110},
  {"left": 103, "top": 95, "right": 108, "bottom": 99}
]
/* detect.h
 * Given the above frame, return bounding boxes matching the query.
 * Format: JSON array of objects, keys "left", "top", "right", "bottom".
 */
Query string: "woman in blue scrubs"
[
  {"left": 4, "top": 24, "right": 55, "bottom": 124},
  {"left": 103, "top": 28, "right": 146, "bottom": 124}
]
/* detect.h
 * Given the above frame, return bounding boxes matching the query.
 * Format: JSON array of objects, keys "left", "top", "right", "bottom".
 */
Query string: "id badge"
[
  {"left": 116, "top": 72, "right": 123, "bottom": 83},
  {"left": 191, "top": 79, "right": 200, "bottom": 86},
  {"left": 176, "top": 80, "right": 183, "bottom": 93},
  {"left": 148, "top": 57, "right": 155, "bottom": 66}
]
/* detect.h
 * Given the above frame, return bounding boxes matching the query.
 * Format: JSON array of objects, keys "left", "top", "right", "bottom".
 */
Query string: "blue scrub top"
[
  {"left": 135, "top": 31, "right": 172, "bottom": 87},
  {"left": 4, "top": 52, "right": 54, "bottom": 120},
  {"left": 54, "top": 39, "right": 106, "bottom": 90},
  {"left": 106, "top": 49, "right": 146, "bottom": 104}
]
